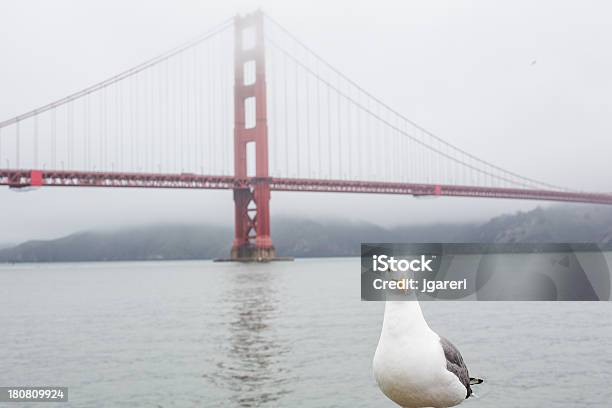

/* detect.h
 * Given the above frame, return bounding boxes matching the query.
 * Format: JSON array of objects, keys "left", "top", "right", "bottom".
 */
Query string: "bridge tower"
[{"left": 231, "top": 11, "right": 276, "bottom": 261}]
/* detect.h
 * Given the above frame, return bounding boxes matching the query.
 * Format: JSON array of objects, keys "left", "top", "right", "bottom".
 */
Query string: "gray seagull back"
[{"left": 439, "top": 336, "right": 472, "bottom": 398}]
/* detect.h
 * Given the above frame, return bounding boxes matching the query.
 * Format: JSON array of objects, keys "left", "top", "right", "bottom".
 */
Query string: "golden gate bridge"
[{"left": 1, "top": 10, "right": 611, "bottom": 261}]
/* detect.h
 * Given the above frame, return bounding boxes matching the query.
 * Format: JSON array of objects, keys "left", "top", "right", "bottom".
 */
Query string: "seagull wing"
[{"left": 439, "top": 336, "right": 473, "bottom": 398}]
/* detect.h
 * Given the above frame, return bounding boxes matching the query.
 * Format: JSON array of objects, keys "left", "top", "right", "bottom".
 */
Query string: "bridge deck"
[{"left": 2, "top": 169, "right": 612, "bottom": 205}]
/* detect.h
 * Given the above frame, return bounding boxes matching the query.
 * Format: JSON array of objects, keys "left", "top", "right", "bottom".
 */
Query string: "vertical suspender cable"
[
  {"left": 327, "top": 76, "right": 331, "bottom": 179},
  {"left": 99, "top": 92, "right": 103, "bottom": 170},
  {"left": 283, "top": 53, "right": 289, "bottom": 176},
  {"left": 51, "top": 108, "right": 57, "bottom": 169},
  {"left": 86, "top": 96, "right": 90, "bottom": 170},
  {"left": 192, "top": 47, "right": 199, "bottom": 173},
  {"left": 294, "top": 58, "right": 300, "bottom": 176},
  {"left": 336, "top": 77, "right": 341, "bottom": 179},
  {"left": 271, "top": 46, "right": 279, "bottom": 176},
  {"left": 15, "top": 121, "right": 20, "bottom": 168},
  {"left": 186, "top": 51, "right": 192, "bottom": 172},
  {"left": 305, "top": 54, "right": 311, "bottom": 177},
  {"left": 221, "top": 42, "right": 228, "bottom": 175},
  {"left": 210, "top": 47, "right": 216, "bottom": 174},
  {"left": 207, "top": 43, "right": 213, "bottom": 174},
  {"left": 144, "top": 69, "right": 149, "bottom": 172},
  {"left": 112, "top": 81, "right": 117, "bottom": 171},
  {"left": 177, "top": 54, "right": 185, "bottom": 173},
  {"left": 347, "top": 82, "right": 351, "bottom": 179},
  {"left": 33, "top": 116, "right": 39, "bottom": 168},
  {"left": 316, "top": 58, "right": 321, "bottom": 177}
]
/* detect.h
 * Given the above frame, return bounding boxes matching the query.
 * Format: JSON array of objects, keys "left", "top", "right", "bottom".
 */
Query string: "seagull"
[{"left": 373, "top": 300, "right": 483, "bottom": 407}]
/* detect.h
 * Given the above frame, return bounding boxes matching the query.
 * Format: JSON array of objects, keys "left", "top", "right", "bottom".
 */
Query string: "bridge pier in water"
[{"left": 230, "top": 185, "right": 277, "bottom": 262}]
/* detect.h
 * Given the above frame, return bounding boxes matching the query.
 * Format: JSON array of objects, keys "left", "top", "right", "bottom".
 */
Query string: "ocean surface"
[{"left": 0, "top": 258, "right": 611, "bottom": 407}]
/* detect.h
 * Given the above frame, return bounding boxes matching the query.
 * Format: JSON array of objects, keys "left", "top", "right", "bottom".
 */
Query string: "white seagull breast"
[{"left": 373, "top": 301, "right": 468, "bottom": 408}]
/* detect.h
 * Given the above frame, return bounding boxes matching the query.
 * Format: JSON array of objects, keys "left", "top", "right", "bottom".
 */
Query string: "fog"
[{"left": 1, "top": 0, "right": 611, "bottom": 243}]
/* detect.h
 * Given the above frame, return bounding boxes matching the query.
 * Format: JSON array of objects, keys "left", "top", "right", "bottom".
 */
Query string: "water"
[{"left": 0, "top": 258, "right": 611, "bottom": 407}]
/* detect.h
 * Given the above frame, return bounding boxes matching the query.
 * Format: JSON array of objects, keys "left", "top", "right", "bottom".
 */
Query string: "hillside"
[{"left": 1, "top": 205, "right": 611, "bottom": 262}]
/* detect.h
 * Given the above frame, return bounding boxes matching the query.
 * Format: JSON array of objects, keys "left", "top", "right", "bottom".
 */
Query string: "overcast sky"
[{"left": 0, "top": 0, "right": 610, "bottom": 243}]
